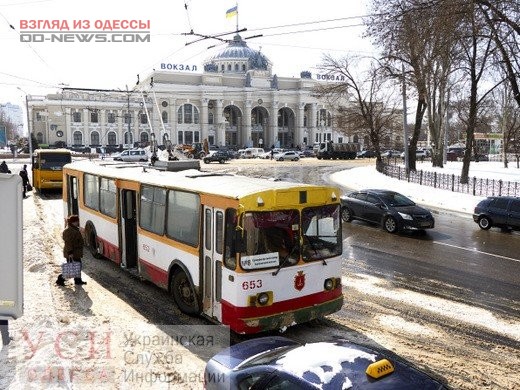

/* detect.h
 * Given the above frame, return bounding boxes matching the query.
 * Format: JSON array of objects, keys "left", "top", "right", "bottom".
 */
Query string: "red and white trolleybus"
[{"left": 62, "top": 160, "right": 343, "bottom": 334}]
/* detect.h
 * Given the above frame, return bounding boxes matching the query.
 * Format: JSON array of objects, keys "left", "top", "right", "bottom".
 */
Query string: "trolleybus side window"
[
  {"left": 84, "top": 174, "right": 100, "bottom": 211},
  {"left": 84, "top": 174, "right": 117, "bottom": 218},
  {"left": 140, "top": 185, "right": 166, "bottom": 235},
  {"left": 215, "top": 211, "right": 224, "bottom": 254},
  {"left": 166, "top": 190, "right": 200, "bottom": 247},
  {"left": 99, "top": 177, "right": 117, "bottom": 218}
]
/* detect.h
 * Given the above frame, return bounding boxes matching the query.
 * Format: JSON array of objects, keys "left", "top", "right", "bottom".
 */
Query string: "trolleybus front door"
[
  {"left": 120, "top": 189, "right": 138, "bottom": 269},
  {"left": 66, "top": 175, "right": 79, "bottom": 216},
  {"left": 202, "top": 206, "right": 224, "bottom": 322}
]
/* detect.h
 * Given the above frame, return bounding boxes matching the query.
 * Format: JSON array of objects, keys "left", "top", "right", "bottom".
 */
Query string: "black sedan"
[
  {"left": 340, "top": 189, "right": 435, "bottom": 233},
  {"left": 204, "top": 336, "right": 446, "bottom": 389}
]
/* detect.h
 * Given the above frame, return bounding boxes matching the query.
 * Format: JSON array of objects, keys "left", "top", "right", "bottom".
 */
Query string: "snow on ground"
[
  {"left": 330, "top": 161, "right": 520, "bottom": 216},
  {"left": 1, "top": 158, "right": 519, "bottom": 389}
]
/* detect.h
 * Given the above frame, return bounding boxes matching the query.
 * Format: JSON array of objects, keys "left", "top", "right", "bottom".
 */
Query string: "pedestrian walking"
[
  {"left": 19, "top": 164, "right": 29, "bottom": 198},
  {"left": 56, "top": 215, "right": 87, "bottom": 286}
]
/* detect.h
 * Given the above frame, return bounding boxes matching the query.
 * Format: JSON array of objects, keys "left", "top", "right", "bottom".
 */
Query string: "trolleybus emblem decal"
[{"left": 294, "top": 271, "right": 305, "bottom": 291}]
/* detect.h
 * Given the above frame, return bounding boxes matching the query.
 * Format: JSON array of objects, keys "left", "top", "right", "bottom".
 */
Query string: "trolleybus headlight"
[
  {"left": 257, "top": 292, "right": 269, "bottom": 305},
  {"left": 324, "top": 278, "right": 334, "bottom": 290}
]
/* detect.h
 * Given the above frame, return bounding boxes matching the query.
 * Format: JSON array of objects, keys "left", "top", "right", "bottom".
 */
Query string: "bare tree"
[
  {"left": 494, "top": 84, "right": 520, "bottom": 168},
  {"left": 314, "top": 55, "right": 401, "bottom": 172},
  {"left": 476, "top": 0, "right": 520, "bottom": 108},
  {"left": 367, "top": 0, "right": 461, "bottom": 171}
]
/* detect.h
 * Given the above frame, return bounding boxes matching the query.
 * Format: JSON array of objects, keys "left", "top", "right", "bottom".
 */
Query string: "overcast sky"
[{"left": 0, "top": 0, "right": 373, "bottom": 110}]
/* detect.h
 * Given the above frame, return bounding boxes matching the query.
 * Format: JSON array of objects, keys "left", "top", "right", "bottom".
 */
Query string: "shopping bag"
[
  {"left": 61, "top": 261, "right": 81, "bottom": 279},
  {"left": 27, "top": 183, "right": 32, "bottom": 191}
]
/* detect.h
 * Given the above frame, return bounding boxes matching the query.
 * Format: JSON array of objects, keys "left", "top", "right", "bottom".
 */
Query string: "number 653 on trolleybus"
[{"left": 62, "top": 160, "right": 343, "bottom": 334}]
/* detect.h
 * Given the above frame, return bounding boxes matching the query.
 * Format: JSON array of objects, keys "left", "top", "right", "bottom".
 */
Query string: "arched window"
[
  {"left": 90, "top": 131, "right": 100, "bottom": 145},
  {"left": 227, "top": 64, "right": 231, "bottom": 71},
  {"left": 234, "top": 64, "right": 239, "bottom": 71},
  {"left": 73, "top": 131, "right": 82, "bottom": 145},
  {"left": 208, "top": 112, "right": 214, "bottom": 125},
  {"left": 140, "top": 132, "right": 149, "bottom": 143},
  {"left": 162, "top": 111, "right": 168, "bottom": 123},
  {"left": 177, "top": 104, "right": 199, "bottom": 124},
  {"left": 107, "top": 131, "right": 117, "bottom": 145},
  {"left": 242, "top": 64, "right": 246, "bottom": 71},
  {"left": 124, "top": 131, "right": 133, "bottom": 145},
  {"left": 140, "top": 111, "right": 147, "bottom": 124}
]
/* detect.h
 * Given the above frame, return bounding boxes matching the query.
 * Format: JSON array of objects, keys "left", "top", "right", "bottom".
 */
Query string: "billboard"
[
  {"left": 0, "top": 174, "right": 23, "bottom": 321},
  {"left": 0, "top": 125, "right": 6, "bottom": 147}
]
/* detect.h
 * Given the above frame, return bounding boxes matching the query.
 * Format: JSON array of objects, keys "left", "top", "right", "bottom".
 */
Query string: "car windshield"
[
  {"left": 380, "top": 193, "right": 415, "bottom": 207},
  {"left": 39, "top": 153, "right": 72, "bottom": 170}
]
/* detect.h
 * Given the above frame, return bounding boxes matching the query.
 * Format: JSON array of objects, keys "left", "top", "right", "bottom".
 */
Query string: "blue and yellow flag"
[{"left": 226, "top": 5, "right": 237, "bottom": 18}]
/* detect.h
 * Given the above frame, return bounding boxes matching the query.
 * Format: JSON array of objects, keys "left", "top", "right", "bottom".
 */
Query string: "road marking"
[{"left": 433, "top": 241, "right": 520, "bottom": 263}]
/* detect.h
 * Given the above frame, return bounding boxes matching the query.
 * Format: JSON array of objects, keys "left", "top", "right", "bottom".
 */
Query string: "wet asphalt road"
[{"left": 205, "top": 158, "right": 520, "bottom": 319}]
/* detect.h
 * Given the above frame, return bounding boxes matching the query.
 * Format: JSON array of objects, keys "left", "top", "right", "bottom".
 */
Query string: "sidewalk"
[{"left": 329, "top": 163, "right": 494, "bottom": 217}]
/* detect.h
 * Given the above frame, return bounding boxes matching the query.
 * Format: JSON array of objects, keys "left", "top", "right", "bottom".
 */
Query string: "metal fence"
[{"left": 382, "top": 163, "right": 520, "bottom": 197}]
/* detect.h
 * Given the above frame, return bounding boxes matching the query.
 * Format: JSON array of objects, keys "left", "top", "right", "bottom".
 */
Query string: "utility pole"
[
  {"left": 126, "top": 86, "right": 131, "bottom": 148},
  {"left": 18, "top": 87, "right": 33, "bottom": 162}
]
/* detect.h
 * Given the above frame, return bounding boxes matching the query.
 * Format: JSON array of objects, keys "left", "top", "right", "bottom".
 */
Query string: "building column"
[
  {"left": 170, "top": 99, "right": 177, "bottom": 144},
  {"left": 100, "top": 109, "right": 106, "bottom": 146},
  {"left": 117, "top": 109, "right": 124, "bottom": 146},
  {"left": 216, "top": 99, "right": 225, "bottom": 146},
  {"left": 65, "top": 108, "right": 71, "bottom": 147},
  {"left": 297, "top": 102, "right": 305, "bottom": 147},
  {"left": 201, "top": 98, "right": 209, "bottom": 143},
  {"left": 83, "top": 109, "right": 89, "bottom": 146},
  {"left": 244, "top": 100, "right": 252, "bottom": 147},
  {"left": 269, "top": 100, "right": 279, "bottom": 148},
  {"left": 310, "top": 103, "right": 317, "bottom": 145},
  {"left": 133, "top": 110, "right": 139, "bottom": 146}
]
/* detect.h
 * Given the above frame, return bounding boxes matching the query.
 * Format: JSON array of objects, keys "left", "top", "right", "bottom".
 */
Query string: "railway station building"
[{"left": 26, "top": 34, "right": 354, "bottom": 151}]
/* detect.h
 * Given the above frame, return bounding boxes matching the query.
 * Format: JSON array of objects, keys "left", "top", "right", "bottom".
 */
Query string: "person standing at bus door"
[
  {"left": 56, "top": 215, "right": 87, "bottom": 286},
  {"left": 19, "top": 164, "right": 29, "bottom": 198}
]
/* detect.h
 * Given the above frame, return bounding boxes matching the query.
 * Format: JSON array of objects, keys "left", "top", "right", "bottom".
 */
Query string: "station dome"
[{"left": 203, "top": 34, "right": 272, "bottom": 75}]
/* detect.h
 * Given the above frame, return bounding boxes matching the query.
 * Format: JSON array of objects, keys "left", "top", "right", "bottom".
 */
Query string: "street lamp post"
[{"left": 17, "top": 88, "right": 33, "bottom": 162}]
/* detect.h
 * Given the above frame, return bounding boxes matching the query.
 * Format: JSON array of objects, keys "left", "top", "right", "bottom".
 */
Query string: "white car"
[
  {"left": 275, "top": 151, "right": 300, "bottom": 161},
  {"left": 113, "top": 149, "right": 148, "bottom": 162}
]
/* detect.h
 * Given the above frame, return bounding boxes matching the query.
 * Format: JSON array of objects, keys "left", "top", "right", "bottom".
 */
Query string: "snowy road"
[{"left": 1, "top": 158, "right": 519, "bottom": 389}]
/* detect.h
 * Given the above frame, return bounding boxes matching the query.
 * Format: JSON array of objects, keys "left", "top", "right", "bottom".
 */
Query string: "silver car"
[{"left": 113, "top": 149, "right": 148, "bottom": 162}]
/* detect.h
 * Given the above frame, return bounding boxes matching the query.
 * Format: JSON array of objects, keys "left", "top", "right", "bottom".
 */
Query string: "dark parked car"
[
  {"left": 204, "top": 336, "right": 447, "bottom": 390},
  {"left": 340, "top": 189, "right": 435, "bottom": 233},
  {"left": 203, "top": 150, "right": 230, "bottom": 164},
  {"left": 473, "top": 196, "right": 520, "bottom": 230},
  {"left": 357, "top": 150, "right": 377, "bottom": 158}
]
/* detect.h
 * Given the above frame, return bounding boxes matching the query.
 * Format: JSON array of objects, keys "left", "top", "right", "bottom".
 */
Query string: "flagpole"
[{"left": 235, "top": 1, "right": 238, "bottom": 32}]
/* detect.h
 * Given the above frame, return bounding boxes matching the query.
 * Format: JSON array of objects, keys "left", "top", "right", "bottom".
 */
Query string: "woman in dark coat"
[{"left": 56, "top": 215, "right": 86, "bottom": 286}]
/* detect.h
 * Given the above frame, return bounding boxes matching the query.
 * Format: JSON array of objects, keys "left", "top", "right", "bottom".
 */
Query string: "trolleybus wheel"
[
  {"left": 171, "top": 270, "right": 200, "bottom": 315},
  {"left": 85, "top": 222, "right": 103, "bottom": 259}
]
